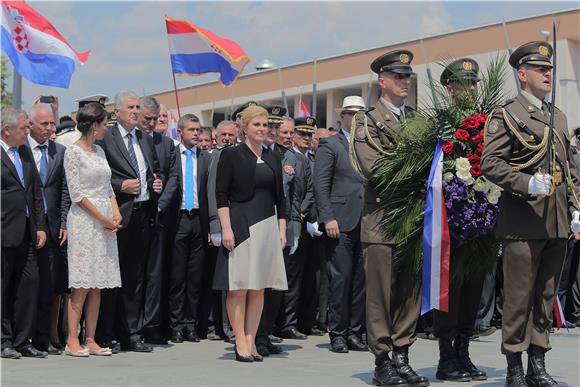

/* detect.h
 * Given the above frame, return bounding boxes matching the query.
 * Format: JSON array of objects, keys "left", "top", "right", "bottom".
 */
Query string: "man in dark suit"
[
  {"left": 26, "top": 103, "right": 71, "bottom": 355},
  {"left": 96, "top": 91, "right": 163, "bottom": 353},
  {"left": 168, "top": 114, "right": 210, "bottom": 343},
  {"left": 314, "top": 97, "right": 366, "bottom": 354},
  {"left": 1, "top": 107, "right": 48, "bottom": 359},
  {"left": 137, "top": 96, "right": 180, "bottom": 344}
]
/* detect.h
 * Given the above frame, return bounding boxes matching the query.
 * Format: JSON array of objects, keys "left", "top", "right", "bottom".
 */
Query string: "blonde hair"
[{"left": 239, "top": 105, "right": 268, "bottom": 129}]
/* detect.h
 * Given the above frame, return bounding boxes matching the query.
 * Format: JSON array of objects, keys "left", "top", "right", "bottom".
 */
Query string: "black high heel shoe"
[
  {"left": 234, "top": 345, "right": 254, "bottom": 363},
  {"left": 252, "top": 353, "right": 264, "bottom": 362}
]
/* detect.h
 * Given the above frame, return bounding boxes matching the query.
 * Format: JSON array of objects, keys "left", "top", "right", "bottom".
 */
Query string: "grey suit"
[{"left": 314, "top": 131, "right": 365, "bottom": 340}]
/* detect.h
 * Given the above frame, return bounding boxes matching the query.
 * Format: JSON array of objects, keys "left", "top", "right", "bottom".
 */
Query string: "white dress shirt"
[
  {"left": 0, "top": 139, "right": 17, "bottom": 165},
  {"left": 179, "top": 144, "right": 199, "bottom": 209},
  {"left": 117, "top": 124, "right": 149, "bottom": 202},
  {"left": 341, "top": 128, "right": 351, "bottom": 141}
]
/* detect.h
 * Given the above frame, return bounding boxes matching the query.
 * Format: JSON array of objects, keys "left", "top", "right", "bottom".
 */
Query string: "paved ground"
[{"left": 1, "top": 329, "right": 578, "bottom": 386}]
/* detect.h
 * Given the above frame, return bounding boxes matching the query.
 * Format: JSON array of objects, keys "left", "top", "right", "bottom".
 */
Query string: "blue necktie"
[
  {"left": 9, "top": 147, "right": 25, "bottom": 187},
  {"left": 38, "top": 144, "right": 49, "bottom": 213},
  {"left": 184, "top": 148, "right": 195, "bottom": 211}
]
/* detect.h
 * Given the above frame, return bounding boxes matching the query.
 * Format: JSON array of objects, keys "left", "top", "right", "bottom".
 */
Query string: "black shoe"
[
  {"left": 309, "top": 327, "right": 325, "bottom": 336},
  {"left": 252, "top": 353, "right": 264, "bottom": 362},
  {"left": 184, "top": 329, "right": 200, "bottom": 342},
  {"left": 122, "top": 341, "right": 153, "bottom": 353},
  {"left": 46, "top": 343, "right": 63, "bottom": 355},
  {"left": 373, "top": 354, "right": 408, "bottom": 386},
  {"left": 18, "top": 345, "right": 47, "bottom": 358},
  {"left": 144, "top": 331, "right": 168, "bottom": 345},
  {"left": 269, "top": 334, "right": 283, "bottom": 343},
  {"left": 206, "top": 331, "right": 222, "bottom": 341},
  {"left": 278, "top": 327, "right": 307, "bottom": 340},
  {"left": 347, "top": 335, "right": 368, "bottom": 351},
  {"left": 266, "top": 341, "right": 283, "bottom": 354},
  {"left": 506, "top": 353, "right": 528, "bottom": 387},
  {"left": 455, "top": 334, "right": 487, "bottom": 380},
  {"left": 100, "top": 340, "right": 120, "bottom": 354},
  {"left": 526, "top": 345, "right": 558, "bottom": 387},
  {"left": 330, "top": 337, "right": 349, "bottom": 353},
  {"left": 436, "top": 339, "right": 471, "bottom": 382},
  {"left": 1, "top": 347, "right": 22, "bottom": 359},
  {"left": 234, "top": 346, "right": 254, "bottom": 363},
  {"left": 256, "top": 344, "right": 270, "bottom": 357},
  {"left": 392, "top": 346, "right": 430, "bottom": 386},
  {"left": 171, "top": 330, "right": 184, "bottom": 343}
]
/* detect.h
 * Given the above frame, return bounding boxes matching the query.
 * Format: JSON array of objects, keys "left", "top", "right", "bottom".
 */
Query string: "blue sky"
[{"left": 4, "top": 1, "right": 577, "bottom": 115}]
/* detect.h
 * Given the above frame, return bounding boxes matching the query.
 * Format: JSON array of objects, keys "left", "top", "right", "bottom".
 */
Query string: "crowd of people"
[{"left": 1, "top": 40, "right": 579, "bottom": 387}]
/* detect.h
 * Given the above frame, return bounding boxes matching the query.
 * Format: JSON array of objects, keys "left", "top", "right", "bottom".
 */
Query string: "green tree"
[{"left": 1, "top": 55, "right": 13, "bottom": 109}]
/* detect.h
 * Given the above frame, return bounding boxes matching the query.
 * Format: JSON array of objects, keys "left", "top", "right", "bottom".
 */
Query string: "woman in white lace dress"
[{"left": 64, "top": 103, "right": 122, "bottom": 357}]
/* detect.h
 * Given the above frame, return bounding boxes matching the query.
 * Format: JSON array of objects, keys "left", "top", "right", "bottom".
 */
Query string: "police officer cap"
[
  {"left": 265, "top": 105, "right": 287, "bottom": 124},
  {"left": 371, "top": 49, "right": 415, "bottom": 75},
  {"left": 440, "top": 58, "right": 480, "bottom": 85},
  {"left": 106, "top": 111, "right": 117, "bottom": 128},
  {"left": 76, "top": 94, "right": 109, "bottom": 109},
  {"left": 295, "top": 116, "right": 317, "bottom": 133},
  {"left": 231, "top": 101, "right": 259, "bottom": 120},
  {"left": 509, "top": 41, "right": 553, "bottom": 69},
  {"left": 55, "top": 120, "right": 75, "bottom": 136},
  {"left": 574, "top": 126, "right": 580, "bottom": 138}
]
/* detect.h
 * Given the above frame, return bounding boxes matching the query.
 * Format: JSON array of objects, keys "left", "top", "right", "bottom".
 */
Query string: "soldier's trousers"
[
  {"left": 433, "top": 261, "right": 486, "bottom": 339},
  {"left": 363, "top": 243, "right": 421, "bottom": 357},
  {"left": 501, "top": 238, "right": 566, "bottom": 354}
]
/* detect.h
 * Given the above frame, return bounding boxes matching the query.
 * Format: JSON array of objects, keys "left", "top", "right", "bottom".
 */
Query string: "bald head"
[{"left": 312, "top": 128, "right": 333, "bottom": 152}]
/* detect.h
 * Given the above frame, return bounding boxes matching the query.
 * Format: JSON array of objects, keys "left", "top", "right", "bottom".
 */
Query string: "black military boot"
[
  {"left": 392, "top": 346, "right": 430, "bottom": 386},
  {"left": 454, "top": 334, "right": 487, "bottom": 380},
  {"left": 436, "top": 338, "right": 471, "bottom": 382},
  {"left": 505, "top": 352, "right": 528, "bottom": 387},
  {"left": 526, "top": 345, "right": 558, "bottom": 387},
  {"left": 373, "top": 354, "right": 408, "bottom": 386}
]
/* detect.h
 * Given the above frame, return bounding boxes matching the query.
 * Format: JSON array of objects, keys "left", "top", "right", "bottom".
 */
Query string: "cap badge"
[
  {"left": 462, "top": 61, "right": 473, "bottom": 71},
  {"left": 248, "top": 101, "right": 257, "bottom": 107},
  {"left": 539, "top": 45, "right": 549, "bottom": 56},
  {"left": 306, "top": 117, "right": 314, "bottom": 126},
  {"left": 272, "top": 106, "right": 280, "bottom": 115},
  {"left": 399, "top": 53, "right": 410, "bottom": 64}
]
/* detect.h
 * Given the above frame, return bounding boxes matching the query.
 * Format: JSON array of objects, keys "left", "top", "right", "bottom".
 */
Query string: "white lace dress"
[{"left": 64, "top": 144, "right": 121, "bottom": 289}]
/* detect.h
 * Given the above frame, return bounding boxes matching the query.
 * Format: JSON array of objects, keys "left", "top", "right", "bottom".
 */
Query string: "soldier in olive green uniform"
[
  {"left": 431, "top": 58, "right": 487, "bottom": 383},
  {"left": 481, "top": 42, "right": 580, "bottom": 387},
  {"left": 352, "top": 50, "right": 429, "bottom": 387}
]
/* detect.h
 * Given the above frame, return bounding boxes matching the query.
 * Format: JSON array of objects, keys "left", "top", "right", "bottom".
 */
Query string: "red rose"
[
  {"left": 476, "top": 113, "right": 487, "bottom": 124},
  {"left": 475, "top": 142, "right": 484, "bottom": 156},
  {"left": 471, "top": 129, "right": 484, "bottom": 143},
  {"left": 442, "top": 140, "right": 454, "bottom": 155},
  {"left": 470, "top": 164, "right": 482, "bottom": 177},
  {"left": 462, "top": 116, "right": 479, "bottom": 130},
  {"left": 455, "top": 129, "right": 470, "bottom": 141},
  {"left": 467, "top": 154, "right": 480, "bottom": 165}
]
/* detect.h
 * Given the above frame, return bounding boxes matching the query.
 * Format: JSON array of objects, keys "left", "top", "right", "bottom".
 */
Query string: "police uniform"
[
  {"left": 55, "top": 94, "right": 109, "bottom": 147},
  {"left": 352, "top": 50, "right": 429, "bottom": 387},
  {"left": 481, "top": 41, "right": 580, "bottom": 387},
  {"left": 432, "top": 58, "right": 487, "bottom": 383}
]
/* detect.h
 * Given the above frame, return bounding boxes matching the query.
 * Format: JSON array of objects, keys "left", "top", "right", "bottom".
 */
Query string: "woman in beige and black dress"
[{"left": 213, "top": 105, "right": 287, "bottom": 362}]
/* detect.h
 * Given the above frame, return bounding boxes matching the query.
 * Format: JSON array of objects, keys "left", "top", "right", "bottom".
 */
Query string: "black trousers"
[
  {"left": 33, "top": 234, "right": 67, "bottom": 350},
  {"left": 198, "top": 245, "right": 225, "bottom": 337},
  {"left": 297, "top": 233, "right": 327, "bottom": 332},
  {"left": 168, "top": 211, "right": 206, "bottom": 332},
  {"left": 97, "top": 204, "right": 153, "bottom": 345},
  {"left": 256, "top": 247, "right": 289, "bottom": 344},
  {"left": 1, "top": 228, "right": 39, "bottom": 350},
  {"left": 325, "top": 224, "right": 365, "bottom": 340}
]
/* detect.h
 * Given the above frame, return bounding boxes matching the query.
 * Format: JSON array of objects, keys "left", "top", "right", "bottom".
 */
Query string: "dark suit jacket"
[
  {"left": 97, "top": 125, "right": 162, "bottom": 228},
  {"left": 1, "top": 145, "right": 46, "bottom": 247},
  {"left": 25, "top": 140, "right": 71, "bottom": 243},
  {"left": 175, "top": 144, "right": 211, "bottom": 238},
  {"left": 216, "top": 143, "right": 285, "bottom": 219},
  {"left": 314, "top": 131, "right": 364, "bottom": 233},
  {"left": 151, "top": 132, "right": 180, "bottom": 215}
]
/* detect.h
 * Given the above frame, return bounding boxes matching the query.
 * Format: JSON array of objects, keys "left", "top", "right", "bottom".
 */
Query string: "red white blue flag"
[
  {"left": 165, "top": 16, "right": 250, "bottom": 86},
  {"left": 421, "top": 139, "right": 451, "bottom": 315},
  {"left": 1, "top": 1, "right": 90, "bottom": 88},
  {"left": 554, "top": 295, "right": 569, "bottom": 331}
]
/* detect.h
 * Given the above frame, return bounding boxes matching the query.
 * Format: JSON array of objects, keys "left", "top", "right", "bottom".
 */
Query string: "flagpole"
[
  {"left": 312, "top": 59, "right": 317, "bottom": 117},
  {"left": 502, "top": 19, "right": 521, "bottom": 93},
  {"left": 11, "top": 69, "right": 22, "bottom": 109},
  {"left": 277, "top": 67, "right": 288, "bottom": 112},
  {"left": 171, "top": 74, "right": 182, "bottom": 118},
  {"left": 366, "top": 72, "right": 373, "bottom": 109}
]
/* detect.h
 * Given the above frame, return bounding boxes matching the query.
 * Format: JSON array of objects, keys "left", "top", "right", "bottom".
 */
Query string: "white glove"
[
  {"left": 571, "top": 211, "right": 580, "bottom": 233},
  {"left": 307, "top": 222, "right": 323, "bottom": 237},
  {"left": 289, "top": 236, "right": 300, "bottom": 255},
  {"left": 527, "top": 173, "right": 552, "bottom": 196},
  {"left": 210, "top": 232, "right": 222, "bottom": 247}
]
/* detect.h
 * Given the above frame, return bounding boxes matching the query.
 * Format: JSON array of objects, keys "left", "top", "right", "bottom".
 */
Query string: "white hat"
[{"left": 336, "top": 96, "right": 366, "bottom": 113}]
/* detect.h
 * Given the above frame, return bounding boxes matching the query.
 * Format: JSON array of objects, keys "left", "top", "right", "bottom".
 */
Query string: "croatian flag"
[
  {"left": 554, "top": 296, "right": 569, "bottom": 331},
  {"left": 298, "top": 101, "right": 310, "bottom": 118},
  {"left": 1, "top": 1, "right": 90, "bottom": 88},
  {"left": 169, "top": 110, "right": 179, "bottom": 141},
  {"left": 165, "top": 16, "right": 250, "bottom": 86},
  {"left": 421, "top": 139, "right": 451, "bottom": 315}
]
